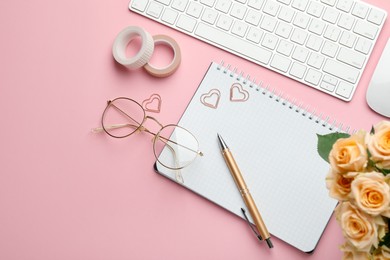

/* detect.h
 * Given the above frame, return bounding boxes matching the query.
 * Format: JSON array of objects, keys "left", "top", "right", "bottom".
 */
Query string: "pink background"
[{"left": 1, "top": 0, "right": 389, "bottom": 259}]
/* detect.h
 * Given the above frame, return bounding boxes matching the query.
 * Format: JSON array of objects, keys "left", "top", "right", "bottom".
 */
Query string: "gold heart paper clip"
[
  {"left": 200, "top": 89, "right": 221, "bottom": 109},
  {"left": 142, "top": 94, "right": 162, "bottom": 113},
  {"left": 230, "top": 83, "right": 249, "bottom": 102}
]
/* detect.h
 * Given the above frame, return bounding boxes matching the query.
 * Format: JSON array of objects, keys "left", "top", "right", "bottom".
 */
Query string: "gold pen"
[{"left": 217, "top": 134, "right": 273, "bottom": 248}]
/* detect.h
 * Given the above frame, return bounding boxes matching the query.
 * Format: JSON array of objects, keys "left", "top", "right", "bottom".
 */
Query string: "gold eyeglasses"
[{"left": 92, "top": 97, "right": 203, "bottom": 183}]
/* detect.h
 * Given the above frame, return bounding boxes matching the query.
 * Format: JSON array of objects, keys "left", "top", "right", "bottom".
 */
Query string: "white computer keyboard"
[{"left": 129, "top": 0, "right": 387, "bottom": 101}]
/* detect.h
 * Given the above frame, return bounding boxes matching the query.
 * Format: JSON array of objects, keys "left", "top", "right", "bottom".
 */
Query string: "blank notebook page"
[{"left": 156, "top": 62, "right": 338, "bottom": 252}]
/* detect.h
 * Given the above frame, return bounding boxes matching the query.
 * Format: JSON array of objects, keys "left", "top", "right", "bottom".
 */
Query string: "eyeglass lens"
[
  {"left": 102, "top": 98, "right": 145, "bottom": 138},
  {"left": 154, "top": 125, "right": 200, "bottom": 170}
]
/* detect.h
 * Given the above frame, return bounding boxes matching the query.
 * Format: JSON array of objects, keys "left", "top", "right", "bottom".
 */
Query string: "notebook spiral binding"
[{"left": 217, "top": 61, "right": 351, "bottom": 134}]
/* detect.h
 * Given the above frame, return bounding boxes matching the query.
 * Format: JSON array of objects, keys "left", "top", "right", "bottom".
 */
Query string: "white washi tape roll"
[
  {"left": 144, "top": 35, "right": 181, "bottom": 78},
  {"left": 112, "top": 26, "right": 154, "bottom": 69}
]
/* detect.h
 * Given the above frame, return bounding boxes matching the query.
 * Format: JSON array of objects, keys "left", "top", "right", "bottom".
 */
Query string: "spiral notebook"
[{"left": 155, "top": 62, "right": 339, "bottom": 252}]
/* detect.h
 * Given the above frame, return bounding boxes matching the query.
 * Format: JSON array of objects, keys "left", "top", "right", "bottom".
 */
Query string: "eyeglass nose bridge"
[{"left": 141, "top": 115, "right": 164, "bottom": 135}]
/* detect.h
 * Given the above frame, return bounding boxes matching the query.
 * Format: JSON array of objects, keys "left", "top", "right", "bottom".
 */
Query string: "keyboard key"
[
  {"left": 289, "top": 62, "right": 307, "bottom": 78},
  {"left": 131, "top": 0, "right": 149, "bottom": 11},
  {"left": 275, "top": 22, "right": 292, "bottom": 38},
  {"left": 322, "top": 75, "right": 338, "bottom": 86},
  {"left": 247, "top": 27, "right": 264, "bottom": 43},
  {"left": 176, "top": 15, "right": 197, "bottom": 32},
  {"left": 263, "top": 0, "right": 280, "bottom": 16},
  {"left": 248, "top": 0, "right": 264, "bottom": 10},
  {"left": 162, "top": 8, "right": 178, "bottom": 24},
  {"left": 217, "top": 14, "right": 234, "bottom": 30},
  {"left": 337, "top": 47, "right": 366, "bottom": 69},
  {"left": 200, "top": 0, "right": 216, "bottom": 7},
  {"left": 278, "top": 5, "right": 295, "bottom": 22},
  {"left": 337, "top": 13, "right": 354, "bottom": 30},
  {"left": 339, "top": 31, "right": 356, "bottom": 48},
  {"left": 336, "top": 0, "right": 353, "bottom": 13},
  {"left": 321, "top": 40, "right": 338, "bottom": 57},
  {"left": 292, "top": 46, "right": 309, "bottom": 62},
  {"left": 271, "top": 54, "right": 291, "bottom": 72},
  {"left": 355, "top": 37, "right": 372, "bottom": 55},
  {"left": 367, "top": 8, "right": 385, "bottom": 25},
  {"left": 261, "top": 15, "right": 278, "bottom": 32},
  {"left": 353, "top": 20, "right": 378, "bottom": 40},
  {"left": 262, "top": 33, "right": 279, "bottom": 49},
  {"left": 305, "top": 68, "right": 322, "bottom": 85},
  {"left": 277, "top": 40, "right": 294, "bottom": 56},
  {"left": 320, "top": 0, "right": 335, "bottom": 6},
  {"left": 324, "top": 25, "right": 340, "bottom": 41},
  {"left": 277, "top": 0, "right": 291, "bottom": 4},
  {"left": 323, "top": 59, "right": 359, "bottom": 84},
  {"left": 215, "top": 0, "right": 232, "bottom": 13},
  {"left": 320, "top": 75, "right": 338, "bottom": 92},
  {"left": 323, "top": 82, "right": 337, "bottom": 94},
  {"left": 292, "top": 0, "right": 308, "bottom": 11},
  {"left": 245, "top": 9, "right": 262, "bottom": 26},
  {"left": 308, "top": 19, "right": 325, "bottom": 35},
  {"left": 172, "top": 0, "right": 189, "bottom": 11},
  {"left": 232, "top": 21, "right": 248, "bottom": 37},
  {"left": 307, "top": 53, "right": 324, "bottom": 69},
  {"left": 291, "top": 28, "right": 307, "bottom": 45},
  {"left": 320, "top": 81, "right": 336, "bottom": 92},
  {"left": 187, "top": 2, "right": 203, "bottom": 18},
  {"left": 323, "top": 75, "right": 338, "bottom": 85},
  {"left": 201, "top": 8, "right": 218, "bottom": 24},
  {"left": 306, "top": 34, "right": 322, "bottom": 51},
  {"left": 147, "top": 2, "right": 164, "bottom": 18},
  {"left": 231, "top": 3, "right": 247, "bottom": 19},
  {"left": 293, "top": 12, "right": 310, "bottom": 29},
  {"left": 322, "top": 7, "right": 340, "bottom": 24},
  {"left": 351, "top": 2, "right": 369, "bottom": 19},
  {"left": 336, "top": 81, "right": 354, "bottom": 99},
  {"left": 156, "top": 0, "right": 171, "bottom": 5},
  {"left": 195, "top": 23, "right": 273, "bottom": 64},
  {"left": 307, "top": 1, "right": 324, "bottom": 17}
]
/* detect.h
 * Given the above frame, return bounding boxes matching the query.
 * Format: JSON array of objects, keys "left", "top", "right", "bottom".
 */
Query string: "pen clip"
[{"left": 241, "top": 208, "right": 263, "bottom": 242}]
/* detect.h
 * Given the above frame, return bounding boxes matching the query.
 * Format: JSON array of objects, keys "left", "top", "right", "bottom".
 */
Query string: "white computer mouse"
[{"left": 366, "top": 37, "right": 390, "bottom": 118}]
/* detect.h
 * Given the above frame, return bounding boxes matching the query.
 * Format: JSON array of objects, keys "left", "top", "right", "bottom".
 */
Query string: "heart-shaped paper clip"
[
  {"left": 200, "top": 89, "right": 221, "bottom": 109},
  {"left": 230, "top": 83, "right": 249, "bottom": 102},
  {"left": 142, "top": 94, "right": 162, "bottom": 113}
]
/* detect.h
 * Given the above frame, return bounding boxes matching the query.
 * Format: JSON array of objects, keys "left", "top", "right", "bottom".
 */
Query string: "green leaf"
[
  {"left": 375, "top": 166, "right": 390, "bottom": 176},
  {"left": 370, "top": 126, "right": 375, "bottom": 135},
  {"left": 379, "top": 230, "right": 390, "bottom": 247},
  {"left": 367, "top": 148, "right": 372, "bottom": 158},
  {"left": 317, "top": 132, "right": 350, "bottom": 163},
  {"left": 368, "top": 159, "right": 376, "bottom": 168}
]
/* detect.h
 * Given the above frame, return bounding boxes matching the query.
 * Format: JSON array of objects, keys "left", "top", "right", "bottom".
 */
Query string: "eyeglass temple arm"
[
  {"left": 91, "top": 123, "right": 139, "bottom": 133},
  {"left": 91, "top": 123, "right": 162, "bottom": 140},
  {"left": 160, "top": 139, "right": 184, "bottom": 183}
]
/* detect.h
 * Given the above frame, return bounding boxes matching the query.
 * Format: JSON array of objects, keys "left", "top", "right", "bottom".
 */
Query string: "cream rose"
[
  {"left": 335, "top": 202, "right": 379, "bottom": 252},
  {"left": 329, "top": 131, "right": 368, "bottom": 174},
  {"left": 351, "top": 172, "right": 390, "bottom": 217},
  {"left": 367, "top": 121, "right": 390, "bottom": 169},
  {"left": 326, "top": 170, "right": 358, "bottom": 201},
  {"left": 340, "top": 242, "right": 370, "bottom": 260},
  {"left": 373, "top": 245, "right": 390, "bottom": 260},
  {"left": 372, "top": 246, "right": 390, "bottom": 260}
]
